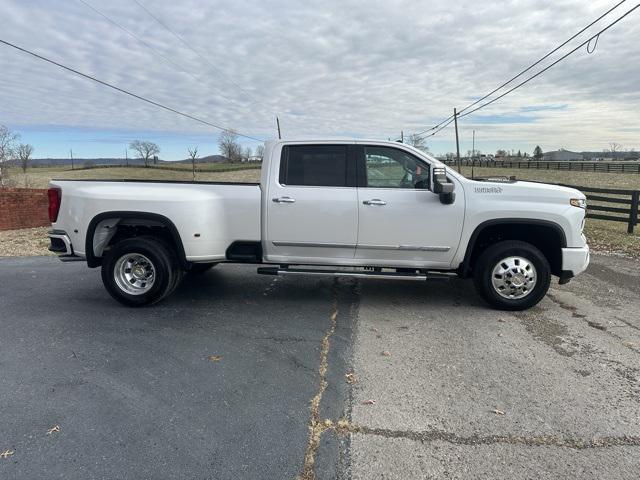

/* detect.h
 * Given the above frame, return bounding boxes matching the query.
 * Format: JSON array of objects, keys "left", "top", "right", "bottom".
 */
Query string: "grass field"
[
  {"left": 458, "top": 165, "right": 640, "bottom": 190},
  {"left": 2, "top": 163, "right": 638, "bottom": 258},
  {"left": 5, "top": 164, "right": 262, "bottom": 189}
]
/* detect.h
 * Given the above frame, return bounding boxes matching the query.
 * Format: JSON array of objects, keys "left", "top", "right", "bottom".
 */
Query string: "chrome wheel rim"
[
  {"left": 114, "top": 253, "right": 156, "bottom": 295},
  {"left": 491, "top": 256, "right": 537, "bottom": 300}
]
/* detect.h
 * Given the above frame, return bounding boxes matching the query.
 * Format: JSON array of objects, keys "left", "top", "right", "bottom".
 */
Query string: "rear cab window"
[{"left": 279, "top": 145, "right": 356, "bottom": 187}]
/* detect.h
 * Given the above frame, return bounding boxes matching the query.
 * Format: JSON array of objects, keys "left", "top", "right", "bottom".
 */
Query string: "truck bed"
[{"left": 50, "top": 179, "right": 262, "bottom": 262}]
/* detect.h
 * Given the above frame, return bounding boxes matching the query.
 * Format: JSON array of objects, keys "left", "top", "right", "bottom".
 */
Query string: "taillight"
[{"left": 48, "top": 188, "right": 61, "bottom": 223}]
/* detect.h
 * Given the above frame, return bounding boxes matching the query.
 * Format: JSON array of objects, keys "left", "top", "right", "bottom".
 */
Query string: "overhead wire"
[
  {"left": 75, "top": 0, "right": 254, "bottom": 110},
  {"left": 131, "top": 0, "right": 273, "bottom": 114},
  {"left": 457, "top": 3, "right": 640, "bottom": 119},
  {"left": 413, "top": 0, "right": 630, "bottom": 137},
  {"left": 0, "top": 38, "right": 264, "bottom": 141}
]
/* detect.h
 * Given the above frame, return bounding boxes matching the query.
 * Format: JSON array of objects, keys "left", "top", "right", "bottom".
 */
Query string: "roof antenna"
[{"left": 276, "top": 117, "right": 282, "bottom": 139}]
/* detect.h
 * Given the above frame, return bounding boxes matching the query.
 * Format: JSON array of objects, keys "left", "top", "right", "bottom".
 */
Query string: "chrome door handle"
[
  {"left": 363, "top": 199, "right": 387, "bottom": 206},
  {"left": 273, "top": 196, "right": 296, "bottom": 203}
]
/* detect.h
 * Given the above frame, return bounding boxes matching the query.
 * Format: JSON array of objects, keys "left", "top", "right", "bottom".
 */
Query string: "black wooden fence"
[
  {"left": 443, "top": 159, "right": 640, "bottom": 173},
  {"left": 559, "top": 184, "right": 638, "bottom": 234}
]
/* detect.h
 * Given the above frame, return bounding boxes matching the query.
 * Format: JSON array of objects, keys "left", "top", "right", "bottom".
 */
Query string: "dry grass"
[
  {"left": 5, "top": 164, "right": 262, "bottom": 189},
  {"left": 458, "top": 165, "right": 640, "bottom": 190},
  {"left": 0, "top": 227, "right": 52, "bottom": 257},
  {"left": 584, "top": 220, "right": 639, "bottom": 258}
]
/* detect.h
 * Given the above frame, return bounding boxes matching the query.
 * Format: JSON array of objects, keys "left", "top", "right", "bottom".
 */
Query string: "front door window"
[{"left": 364, "top": 146, "right": 430, "bottom": 189}]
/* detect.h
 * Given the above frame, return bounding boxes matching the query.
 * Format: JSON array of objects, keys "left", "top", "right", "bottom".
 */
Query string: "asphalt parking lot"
[{"left": 1, "top": 254, "right": 639, "bottom": 479}]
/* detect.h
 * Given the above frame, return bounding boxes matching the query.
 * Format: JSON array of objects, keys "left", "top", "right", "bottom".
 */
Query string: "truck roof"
[{"left": 265, "top": 138, "right": 445, "bottom": 166}]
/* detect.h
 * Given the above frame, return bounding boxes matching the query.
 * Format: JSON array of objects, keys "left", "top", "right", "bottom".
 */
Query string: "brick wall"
[{"left": 0, "top": 188, "right": 50, "bottom": 231}]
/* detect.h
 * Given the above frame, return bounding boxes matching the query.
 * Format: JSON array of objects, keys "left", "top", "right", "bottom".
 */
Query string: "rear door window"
[{"left": 280, "top": 145, "right": 349, "bottom": 187}]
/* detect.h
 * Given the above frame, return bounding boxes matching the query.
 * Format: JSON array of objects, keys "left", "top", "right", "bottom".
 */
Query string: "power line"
[
  {"left": 131, "top": 0, "right": 270, "bottom": 112},
  {"left": 0, "top": 38, "right": 264, "bottom": 141},
  {"left": 457, "top": 0, "right": 627, "bottom": 116},
  {"left": 458, "top": 3, "right": 640, "bottom": 119},
  {"left": 75, "top": 0, "right": 249, "bottom": 110},
  {"left": 421, "top": 116, "right": 456, "bottom": 139},
  {"left": 414, "top": 0, "right": 629, "bottom": 136}
]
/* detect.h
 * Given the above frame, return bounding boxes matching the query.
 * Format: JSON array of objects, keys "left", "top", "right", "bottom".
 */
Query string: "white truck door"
[
  {"left": 355, "top": 145, "right": 465, "bottom": 268},
  {"left": 264, "top": 144, "right": 358, "bottom": 263}
]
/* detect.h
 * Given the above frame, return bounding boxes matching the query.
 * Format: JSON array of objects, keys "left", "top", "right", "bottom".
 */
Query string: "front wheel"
[
  {"left": 473, "top": 240, "right": 551, "bottom": 311},
  {"left": 101, "top": 237, "right": 180, "bottom": 307}
]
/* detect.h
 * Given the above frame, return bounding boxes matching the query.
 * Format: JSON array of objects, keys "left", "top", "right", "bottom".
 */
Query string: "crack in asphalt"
[
  {"left": 342, "top": 424, "right": 640, "bottom": 449},
  {"left": 547, "top": 292, "right": 640, "bottom": 353},
  {"left": 516, "top": 308, "right": 575, "bottom": 357},
  {"left": 299, "top": 280, "right": 340, "bottom": 480}
]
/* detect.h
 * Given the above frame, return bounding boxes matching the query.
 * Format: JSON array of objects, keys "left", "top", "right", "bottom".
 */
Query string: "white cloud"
[{"left": 0, "top": 0, "right": 638, "bottom": 153}]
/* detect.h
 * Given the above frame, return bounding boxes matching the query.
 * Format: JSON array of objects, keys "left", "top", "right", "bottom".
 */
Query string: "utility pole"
[
  {"left": 453, "top": 108, "right": 461, "bottom": 174},
  {"left": 70, "top": 149, "right": 74, "bottom": 170},
  {"left": 471, "top": 129, "right": 475, "bottom": 179},
  {"left": 125, "top": 148, "right": 128, "bottom": 167},
  {"left": 276, "top": 117, "right": 281, "bottom": 139},
  {"left": 401, "top": 130, "right": 404, "bottom": 143}
]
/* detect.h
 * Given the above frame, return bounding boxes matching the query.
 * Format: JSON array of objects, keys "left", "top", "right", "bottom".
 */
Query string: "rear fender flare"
[{"left": 85, "top": 211, "right": 187, "bottom": 268}]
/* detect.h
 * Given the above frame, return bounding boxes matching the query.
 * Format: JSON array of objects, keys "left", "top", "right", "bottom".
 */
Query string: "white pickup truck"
[{"left": 47, "top": 140, "right": 589, "bottom": 310}]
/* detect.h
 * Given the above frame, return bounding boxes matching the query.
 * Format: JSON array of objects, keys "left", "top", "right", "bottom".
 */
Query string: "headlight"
[{"left": 570, "top": 198, "right": 586, "bottom": 209}]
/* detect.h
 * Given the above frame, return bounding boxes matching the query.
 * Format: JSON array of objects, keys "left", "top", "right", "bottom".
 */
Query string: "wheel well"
[
  {"left": 86, "top": 212, "right": 187, "bottom": 268},
  {"left": 463, "top": 222, "right": 565, "bottom": 277}
]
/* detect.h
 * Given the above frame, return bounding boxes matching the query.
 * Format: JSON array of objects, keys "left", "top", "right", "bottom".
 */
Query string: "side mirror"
[{"left": 432, "top": 167, "right": 456, "bottom": 204}]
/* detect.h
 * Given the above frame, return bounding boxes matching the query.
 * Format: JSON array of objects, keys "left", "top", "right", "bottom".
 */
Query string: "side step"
[{"left": 256, "top": 267, "right": 456, "bottom": 281}]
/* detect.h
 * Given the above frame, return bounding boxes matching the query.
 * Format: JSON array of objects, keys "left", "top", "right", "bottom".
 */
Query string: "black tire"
[
  {"left": 101, "top": 236, "right": 179, "bottom": 307},
  {"left": 473, "top": 240, "right": 551, "bottom": 311},
  {"left": 187, "top": 263, "right": 218, "bottom": 275}
]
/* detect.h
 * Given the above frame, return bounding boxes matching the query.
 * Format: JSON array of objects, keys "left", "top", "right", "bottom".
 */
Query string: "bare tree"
[
  {"left": 255, "top": 144, "right": 265, "bottom": 160},
  {"left": 406, "top": 134, "right": 429, "bottom": 152},
  {"left": 218, "top": 130, "right": 241, "bottom": 162},
  {"left": 129, "top": 140, "right": 160, "bottom": 167},
  {"left": 0, "top": 125, "right": 20, "bottom": 186},
  {"left": 17, "top": 144, "right": 34, "bottom": 173},
  {"left": 242, "top": 146, "right": 252, "bottom": 161},
  {"left": 609, "top": 142, "right": 622, "bottom": 153},
  {"left": 188, "top": 146, "right": 198, "bottom": 181}
]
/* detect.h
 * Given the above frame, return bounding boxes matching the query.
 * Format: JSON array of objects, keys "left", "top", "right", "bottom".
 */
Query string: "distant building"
[
  {"left": 542, "top": 150, "right": 584, "bottom": 161},
  {"left": 242, "top": 155, "right": 262, "bottom": 163}
]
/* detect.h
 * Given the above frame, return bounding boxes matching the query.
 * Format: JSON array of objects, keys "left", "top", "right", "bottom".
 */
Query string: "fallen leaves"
[
  {"left": 381, "top": 351, "right": 391, "bottom": 357},
  {"left": 493, "top": 409, "right": 506, "bottom": 416},
  {"left": 345, "top": 373, "right": 357, "bottom": 384},
  {"left": 207, "top": 355, "right": 222, "bottom": 362},
  {"left": 362, "top": 399, "right": 376, "bottom": 405},
  {"left": 0, "top": 449, "right": 14, "bottom": 459},
  {"left": 47, "top": 425, "right": 60, "bottom": 435}
]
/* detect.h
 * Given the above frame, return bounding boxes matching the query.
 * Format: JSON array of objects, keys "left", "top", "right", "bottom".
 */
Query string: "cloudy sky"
[{"left": 1, "top": 0, "right": 638, "bottom": 159}]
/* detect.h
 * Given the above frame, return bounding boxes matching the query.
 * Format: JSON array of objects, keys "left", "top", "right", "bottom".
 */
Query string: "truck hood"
[{"left": 466, "top": 179, "right": 586, "bottom": 204}]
